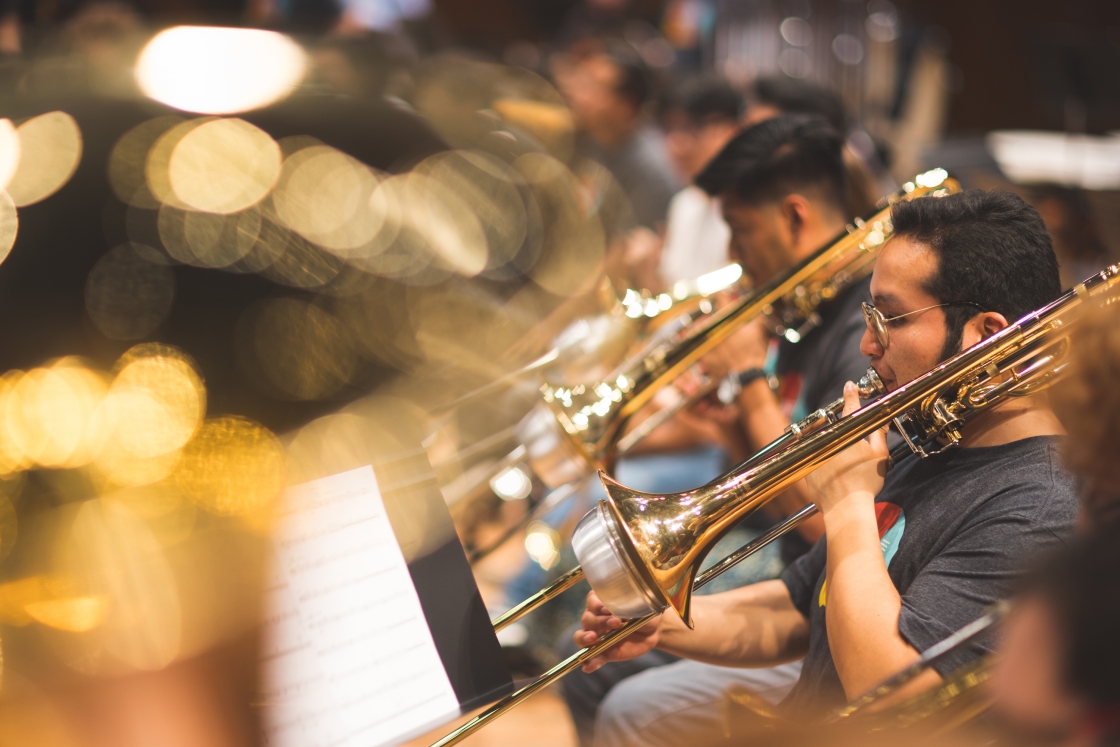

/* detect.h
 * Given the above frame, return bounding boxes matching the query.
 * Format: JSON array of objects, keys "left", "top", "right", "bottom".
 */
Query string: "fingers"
[
  {"left": 869, "top": 423, "right": 890, "bottom": 455},
  {"left": 841, "top": 381, "right": 861, "bottom": 417}
]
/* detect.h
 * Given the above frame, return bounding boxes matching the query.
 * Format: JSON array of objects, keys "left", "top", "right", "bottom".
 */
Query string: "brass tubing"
[
  {"left": 491, "top": 566, "right": 586, "bottom": 633},
  {"left": 446, "top": 506, "right": 816, "bottom": 746},
  {"left": 828, "top": 603, "right": 1008, "bottom": 722}
]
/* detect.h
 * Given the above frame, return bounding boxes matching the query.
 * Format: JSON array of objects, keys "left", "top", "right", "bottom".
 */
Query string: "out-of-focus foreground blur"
[{"left": 0, "top": 1, "right": 1115, "bottom": 746}]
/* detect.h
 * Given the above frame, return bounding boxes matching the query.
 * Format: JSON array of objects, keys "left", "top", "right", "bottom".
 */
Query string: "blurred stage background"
[{"left": 0, "top": 1, "right": 1114, "bottom": 746}]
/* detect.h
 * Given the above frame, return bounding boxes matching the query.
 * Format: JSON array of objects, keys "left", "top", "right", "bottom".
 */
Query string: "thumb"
[{"left": 841, "top": 381, "right": 861, "bottom": 417}]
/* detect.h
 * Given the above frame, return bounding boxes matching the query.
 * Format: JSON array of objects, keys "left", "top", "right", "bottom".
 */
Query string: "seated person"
[
  {"left": 623, "top": 75, "right": 744, "bottom": 292},
  {"left": 576, "top": 189, "right": 1079, "bottom": 745},
  {"left": 987, "top": 297, "right": 1120, "bottom": 745},
  {"left": 991, "top": 522, "right": 1120, "bottom": 746},
  {"left": 555, "top": 39, "right": 681, "bottom": 232},
  {"left": 562, "top": 114, "right": 874, "bottom": 745}
]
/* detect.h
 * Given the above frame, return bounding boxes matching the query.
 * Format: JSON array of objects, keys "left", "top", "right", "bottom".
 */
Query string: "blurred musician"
[
  {"left": 989, "top": 302, "right": 1120, "bottom": 745},
  {"left": 991, "top": 523, "right": 1120, "bottom": 747},
  {"left": 561, "top": 113, "right": 877, "bottom": 745},
  {"left": 619, "top": 75, "right": 745, "bottom": 293},
  {"left": 575, "top": 190, "right": 1079, "bottom": 747}
]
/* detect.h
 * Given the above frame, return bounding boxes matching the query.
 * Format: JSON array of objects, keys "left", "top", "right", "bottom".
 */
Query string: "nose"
[{"left": 859, "top": 324, "right": 883, "bottom": 358}]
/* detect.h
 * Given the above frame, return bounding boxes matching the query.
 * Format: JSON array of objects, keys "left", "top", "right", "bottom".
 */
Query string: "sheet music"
[{"left": 262, "top": 465, "right": 460, "bottom": 747}]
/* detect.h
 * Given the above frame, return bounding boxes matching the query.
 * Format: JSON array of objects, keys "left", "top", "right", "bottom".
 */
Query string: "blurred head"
[
  {"left": 1050, "top": 300, "right": 1120, "bottom": 530},
  {"left": 661, "top": 76, "right": 744, "bottom": 181},
  {"left": 864, "top": 191, "right": 1061, "bottom": 391},
  {"left": 694, "top": 114, "right": 846, "bottom": 284},
  {"left": 991, "top": 525, "right": 1120, "bottom": 745},
  {"left": 559, "top": 40, "right": 652, "bottom": 148},
  {"left": 745, "top": 75, "right": 847, "bottom": 133}
]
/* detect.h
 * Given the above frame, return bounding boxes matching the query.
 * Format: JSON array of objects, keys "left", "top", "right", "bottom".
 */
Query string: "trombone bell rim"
[{"left": 572, "top": 493, "right": 670, "bottom": 621}]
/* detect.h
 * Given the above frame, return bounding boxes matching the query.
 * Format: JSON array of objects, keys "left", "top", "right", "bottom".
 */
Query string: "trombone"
[
  {"left": 467, "top": 169, "right": 960, "bottom": 563},
  {"left": 431, "top": 264, "right": 1120, "bottom": 746},
  {"left": 828, "top": 603, "right": 1007, "bottom": 731}
]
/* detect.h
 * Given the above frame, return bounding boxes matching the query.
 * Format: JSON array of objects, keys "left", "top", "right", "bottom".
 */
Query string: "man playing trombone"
[
  {"left": 562, "top": 113, "right": 879, "bottom": 743},
  {"left": 576, "top": 189, "right": 1080, "bottom": 744}
]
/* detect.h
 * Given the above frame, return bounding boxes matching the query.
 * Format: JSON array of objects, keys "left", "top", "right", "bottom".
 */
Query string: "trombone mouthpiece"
[{"left": 572, "top": 495, "right": 668, "bottom": 620}]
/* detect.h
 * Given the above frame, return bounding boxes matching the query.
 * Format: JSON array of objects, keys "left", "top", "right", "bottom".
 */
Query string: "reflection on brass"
[
  {"left": 581, "top": 264, "right": 1119, "bottom": 624},
  {"left": 6, "top": 111, "right": 82, "bottom": 207}
]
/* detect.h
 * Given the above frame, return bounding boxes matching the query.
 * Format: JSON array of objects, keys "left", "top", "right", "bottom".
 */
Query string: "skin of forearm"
[
  {"left": 822, "top": 500, "right": 933, "bottom": 699},
  {"left": 656, "top": 580, "right": 810, "bottom": 667},
  {"left": 736, "top": 379, "right": 825, "bottom": 542}
]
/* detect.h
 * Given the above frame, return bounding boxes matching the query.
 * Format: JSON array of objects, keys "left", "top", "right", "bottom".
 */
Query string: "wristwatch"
[{"left": 735, "top": 367, "right": 769, "bottom": 388}]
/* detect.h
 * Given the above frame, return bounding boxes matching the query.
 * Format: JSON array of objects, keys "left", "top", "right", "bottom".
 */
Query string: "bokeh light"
[
  {"left": 175, "top": 416, "right": 285, "bottom": 521},
  {"left": 414, "top": 150, "right": 528, "bottom": 273},
  {"left": 136, "top": 26, "right": 307, "bottom": 115},
  {"left": 0, "top": 119, "right": 20, "bottom": 191},
  {"left": 85, "top": 243, "right": 176, "bottom": 340},
  {"left": 271, "top": 144, "right": 383, "bottom": 251},
  {"left": 107, "top": 346, "right": 206, "bottom": 459},
  {"left": 0, "top": 190, "right": 17, "bottom": 267},
  {"left": 515, "top": 152, "right": 605, "bottom": 296},
  {"left": 159, "top": 204, "right": 261, "bottom": 268},
  {"left": 168, "top": 118, "right": 281, "bottom": 213},
  {"left": 241, "top": 297, "right": 359, "bottom": 401},
  {"left": 0, "top": 360, "right": 108, "bottom": 470},
  {"left": 5, "top": 111, "right": 82, "bottom": 207},
  {"left": 108, "top": 115, "right": 184, "bottom": 208},
  {"left": 62, "top": 498, "right": 182, "bottom": 670}
]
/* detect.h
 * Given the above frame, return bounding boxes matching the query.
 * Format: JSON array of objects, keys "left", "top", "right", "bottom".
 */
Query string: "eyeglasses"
[{"left": 861, "top": 301, "right": 987, "bottom": 349}]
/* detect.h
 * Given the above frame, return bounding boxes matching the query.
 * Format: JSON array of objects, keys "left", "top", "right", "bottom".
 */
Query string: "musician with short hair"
[
  {"left": 577, "top": 189, "right": 1080, "bottom": 745},
  {"left": 562, "top": 113, "right": 877, "bottom": 745}
]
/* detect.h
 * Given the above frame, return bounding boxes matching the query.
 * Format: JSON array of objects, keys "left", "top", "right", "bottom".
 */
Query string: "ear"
[
  {"left": 978, "top": 311, "right": 1010, "bottom": 340},
  {"left": 780, "top": 194, "right": 812, "bottom": 247}
]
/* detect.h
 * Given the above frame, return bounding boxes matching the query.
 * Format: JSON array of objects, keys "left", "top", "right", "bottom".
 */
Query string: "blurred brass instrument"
[
  {"left": 430, "top": 265, "right": 1120, "bottom": 747},
  {"left": 724, "top": 605, "right": 1003, "bottom": 734},
  {"left": 464, "top": 169, "right": 958, "bottom": 562},
  {"left": 827, "top": 603, "right": 1006, "bottom": 733}
]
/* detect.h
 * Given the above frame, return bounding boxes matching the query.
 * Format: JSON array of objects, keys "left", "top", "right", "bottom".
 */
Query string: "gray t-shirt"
[
  {"left": 779, "top": 435, "right": 1078, "bottom": 717},
  {"left": 577, "top": 127, "right": 680, "bottom": 230}
]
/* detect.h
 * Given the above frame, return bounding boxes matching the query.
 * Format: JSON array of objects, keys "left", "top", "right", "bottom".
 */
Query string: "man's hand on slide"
[{"left": 574, "top": 591, "right": 663, "bottom": 673}]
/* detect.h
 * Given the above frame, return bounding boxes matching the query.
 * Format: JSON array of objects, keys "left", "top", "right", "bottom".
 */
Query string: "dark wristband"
[{"left": 736, "top": 367, "right": 768, "bottom": 388}]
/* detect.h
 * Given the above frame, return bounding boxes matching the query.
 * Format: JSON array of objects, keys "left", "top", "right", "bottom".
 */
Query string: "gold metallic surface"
[
  {"left": 541, "top": 172, "right": 960, "bottom": 476},
  {"left": 596, "top": 265, "right": 1120, "bottom": 623}
]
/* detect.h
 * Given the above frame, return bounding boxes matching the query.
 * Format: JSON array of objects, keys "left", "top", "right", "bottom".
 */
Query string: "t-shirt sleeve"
[
  {"left": 780, "top": 537, "right": 827, "bottom": 618},
  {"left": 896, "top": 506, "right": 1069, "bottom": 677}
]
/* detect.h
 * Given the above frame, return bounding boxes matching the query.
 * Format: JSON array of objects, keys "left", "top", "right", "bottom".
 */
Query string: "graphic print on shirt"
[{"left": 818, "top": 502, "right": 906, "bottom": 607}]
